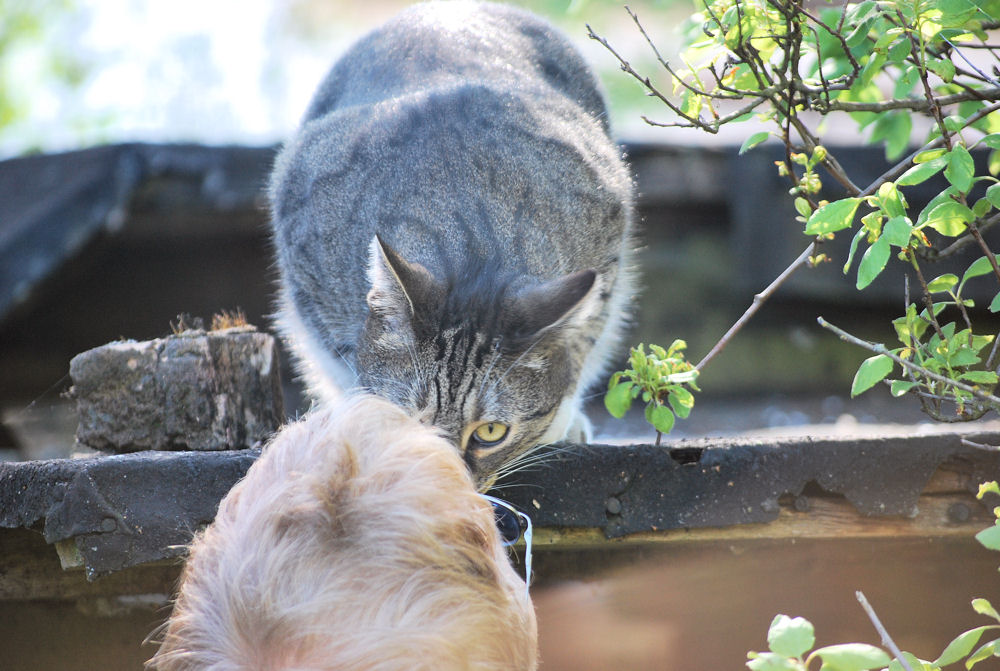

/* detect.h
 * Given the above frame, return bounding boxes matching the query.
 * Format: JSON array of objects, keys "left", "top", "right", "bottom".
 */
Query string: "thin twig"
[
  {"left": 696, "top": 242, "right": 816, "bottom": 370},
  {"left": 810, "top": 86, "right": 1000, "bottom": 113},
  {"left": 961, "top": 437, "right": 1000, "bottom": 451},
  {"left": 818, "top": 317, "right": 1000, "bottom": 407},
  {"left": 856, "top": 591, "right": 915, "bottom": 671}
]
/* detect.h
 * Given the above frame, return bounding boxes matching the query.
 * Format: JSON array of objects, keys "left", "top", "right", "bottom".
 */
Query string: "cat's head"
[{"left": 356, "top": 236, "right": 597, "bottom": 489}]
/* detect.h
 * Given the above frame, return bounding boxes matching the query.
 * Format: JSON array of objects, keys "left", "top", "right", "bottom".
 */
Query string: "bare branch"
[
  {"left": 856, "top": 591, "right": 915, "bottom": 671},
  {"left": 696, "top": 242, "right": 817, "bottom": 370},
  {"left": 817, "top": 317, "right": 1000, "bottom": 408},
  {"left": 809, "top": 86, "right": 1000, "bottom": 113},
  {"left": 961, "top": 437, "right": 1000, "bottom": 451}
]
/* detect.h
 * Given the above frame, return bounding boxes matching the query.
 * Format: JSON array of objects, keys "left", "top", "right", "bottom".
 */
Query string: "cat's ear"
[
  {"left": 510, "top": 269, "right": 598, "bottom": 337},
  {"left": 366, "top": 235, "right": 435, "bottom": 323}
]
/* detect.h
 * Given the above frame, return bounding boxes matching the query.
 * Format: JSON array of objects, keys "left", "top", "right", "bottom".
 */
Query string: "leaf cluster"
[
  {"left": 604, "top": 341, "right": 699, "bottom": 443},
  {"left": 746, "top": 482, "right": 1000, "bottom": 671},
  {"left": 592, "top": 0, "right": 1000, "bottom": 425},
  {"left": 750, "top": 608, "right": 1000, "bottom": 671}
]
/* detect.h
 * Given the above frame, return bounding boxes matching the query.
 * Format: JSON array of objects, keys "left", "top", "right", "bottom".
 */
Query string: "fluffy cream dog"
[{"left": 147, "top": 395, "right": 536, "bottom": 670}]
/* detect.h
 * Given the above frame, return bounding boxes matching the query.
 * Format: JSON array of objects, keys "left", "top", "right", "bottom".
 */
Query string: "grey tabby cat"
[{"left": 269, "top": 0, "right": 635, "bottom": 488}]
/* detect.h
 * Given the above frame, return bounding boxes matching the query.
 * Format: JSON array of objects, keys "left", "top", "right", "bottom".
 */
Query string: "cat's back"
[
  {"left": 301, "top": 1, "right": 607, "bottom": 126},
  {"left": 269, "top": 1, "right": 636, "bottom": 379}
]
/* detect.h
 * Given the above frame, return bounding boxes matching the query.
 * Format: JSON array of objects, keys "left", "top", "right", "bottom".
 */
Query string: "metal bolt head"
[{"left": 948, "top": 502, "right": 971, "bottom": 523}]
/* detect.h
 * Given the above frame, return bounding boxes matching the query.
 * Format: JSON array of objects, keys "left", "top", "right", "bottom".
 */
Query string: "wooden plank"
[{"left": 530, "top": 494, "right": 994, "bottom": 550}]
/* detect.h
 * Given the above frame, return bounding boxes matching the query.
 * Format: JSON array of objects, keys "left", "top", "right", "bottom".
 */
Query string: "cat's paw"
[{"left": 563, "top": 412, "right": 593, "bottom": 444}]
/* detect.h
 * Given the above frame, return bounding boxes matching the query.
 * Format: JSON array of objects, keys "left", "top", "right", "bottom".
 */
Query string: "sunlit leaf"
[
  {"left": 945, "top": 145, "right": 976, "bottom": 193},
  {"left": 966, "top": 637, "right": 1000, "bottom": 668},
  {"left": 975, "top": 524, "right": 1000, "bottom": 551},
  {"left": 645, "top": 403, "right": 675, "bottom": 434},
  {"left": 857, "top": 236, "right": 891, "bottom": 289},
  {"left": 935, "top": 628, "right": 992, "bottom": 669},
  {"left": 882, "top": 216, "right": 912, "bottom": 246},
  {"left": 962, "top": 256, "right": 996, "bottom": 285},
  {"left": 812, "top": 643, "right": 891, "bottom": 671},
  {"left": 768, "top": 615, "right": 815, "bottom": 658},
  {"left": 897, "top": 157, "right": 948, "bottom": 186},
  {"left": 923, "top": 201, "right": 974, "bottom": 236},
  {"left": 890, "top": 380, "right": 917, "bottom": 396},
  {"left": 805, "top": 198, "right": 863, "bottom": 235},
  {"left": 844, "top": 227, "right": 867, "bottom": 274},
  {"left": 747, "top": 651, "right": 801, "bottom": 671},
  {"left": 960, "top": 371, "right": 998, "bottom": 385},
  {"left": 972, "top": 598, "right": 1000, "bottom": 622},
  {"left": 605, "top": 382, "right": 634, "bottom": 418},
  {"left": 740, "top": 131, "right": 770, "bottom": 155},
  {"left": 852, "top": 354, "right": 894, "bottom": 396},
  {"left": 927, "top": 273, "right": 959, "bottom": 293},
  {"left": 987, "top": 184, "right": 1000, "bottom": 209}
]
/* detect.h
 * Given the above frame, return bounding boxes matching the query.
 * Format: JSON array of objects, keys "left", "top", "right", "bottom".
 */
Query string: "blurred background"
[{"left": 0, "top": 0, "right": 697, "bottom": 158}]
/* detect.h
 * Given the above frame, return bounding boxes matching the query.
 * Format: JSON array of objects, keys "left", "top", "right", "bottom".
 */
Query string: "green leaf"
[
  {"left": 890, "top": 380, "right": 917, "bottom": 397},
  {"left": 805, "top": 198, "right": 862, "bottom": 235},
  {"left": 936, "top": 627, "right": 992, "bottom": 667},
  {"left": 987, "top": 184, "right": 1000, "bottom": 209},
  {"left": 991, "top": 291, "right": 1000, "bottom": 313},
  {"left": 767, "top": 615, "right": 815, "bottom": 658},
  {"left": 972, "top": 598, "right": 1000, "bottom": 622},
  {"left": 740, "top": 131, "right": 770, "bottom": 155},
  {"left": 876, "top": 183, "right": 908, "bottom": 220},
  {"left": 795, "top": 197, "right": 813, "bottom": 218},
  {"left": 887, "top": 652, "right": 933, "bottom": 671},
  {"left": 975, "top": 524, "right": 1000, "bottom": 551},
  {"left": 963, "top": 256, "right": 996, "bottom": 285},
  {"left": 668, "top": 387, "right": 695, "bottom": 419},
  {"left": 915, "top": 148, "right": 948, "bottom": 163},
  {"left": 927, "top": 57, "right": 957, "bottom": 83},
  {"left": 857, "top": 236, "right": 891, "bottom": 289},
  {"left": 945, "top": 145, "right": 976, "bottom": 193},
  {"left": 982, "top": 134, "right": 1000, "bottom": 150},
  {"left": 896, "top": 156, "right": 948, "bottom": 186},
  {"left": 843, "top": 228, "right": 867, "bottom": 274},
  {"left": 961, "top": 371, "right": 999, "bottom": 384},
  {"left": 975, "top": 196, "right": 995, "bottom": 219},
  {"left": 812, "top": 643, "right": 891, "bottom": 671},
  {"left": 966, "top": 637, "right": 1000, "bottom": 668},
  {"left": 949, "top": 348, "right": 981, "bottom": 367},
  {"left": 978, "top": 483, "right": 1000, "bottom": 499},
  {"left": 747, "top": 652, "right": 801, "bottom": 671},
  {"left": 927, "top": 273, "right": 959, "bottom": 293},
  {"left": 852, "top": 354, "right": 894, "bottom": 396},
  {"left": 645, "top": 403, "right": 675, "bottom": 434},
  {"left": 605, "top": 381, "right": 634, "bottom": 418},
  {"left": 882, "top": 216, "right": 912, "bottom": 246},
  {"left": 990, "top": 150, "right": 1000, "bottom": 177},
  {"left": 923, "top": 201, "right": 974, "bottom": 236}
]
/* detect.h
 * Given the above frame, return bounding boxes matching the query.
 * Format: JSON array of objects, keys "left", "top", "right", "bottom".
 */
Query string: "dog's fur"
[{"left": 147, "top": 396, "right": 537, "bottom": 670}]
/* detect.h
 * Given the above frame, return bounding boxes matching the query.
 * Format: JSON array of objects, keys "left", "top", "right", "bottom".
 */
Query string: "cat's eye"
[{"left": 472, "top": 422, "right": 509, "bottom": 446}]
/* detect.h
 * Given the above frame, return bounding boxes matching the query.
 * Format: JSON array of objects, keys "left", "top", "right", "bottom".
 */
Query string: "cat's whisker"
[{"left": 491, "top": 441, "right": 581, "bottom": 486}]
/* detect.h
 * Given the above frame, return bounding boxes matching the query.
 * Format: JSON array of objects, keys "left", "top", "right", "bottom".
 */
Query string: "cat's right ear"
[{"left": 366, "top": 235, "right": 435, "bottom": 325}]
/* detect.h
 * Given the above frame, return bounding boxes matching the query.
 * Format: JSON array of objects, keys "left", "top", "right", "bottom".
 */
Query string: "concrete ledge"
[{"left": 2, "top": 427, "right": 998, "bottom": 590}]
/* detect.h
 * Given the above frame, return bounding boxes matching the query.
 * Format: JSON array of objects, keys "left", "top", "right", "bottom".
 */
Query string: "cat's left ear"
[
  {"left": 365, "top": 235, "right": 436, "bottom": 325},
  {"left": 510, "top": 269, "right": 599, "bottom": 337}
]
